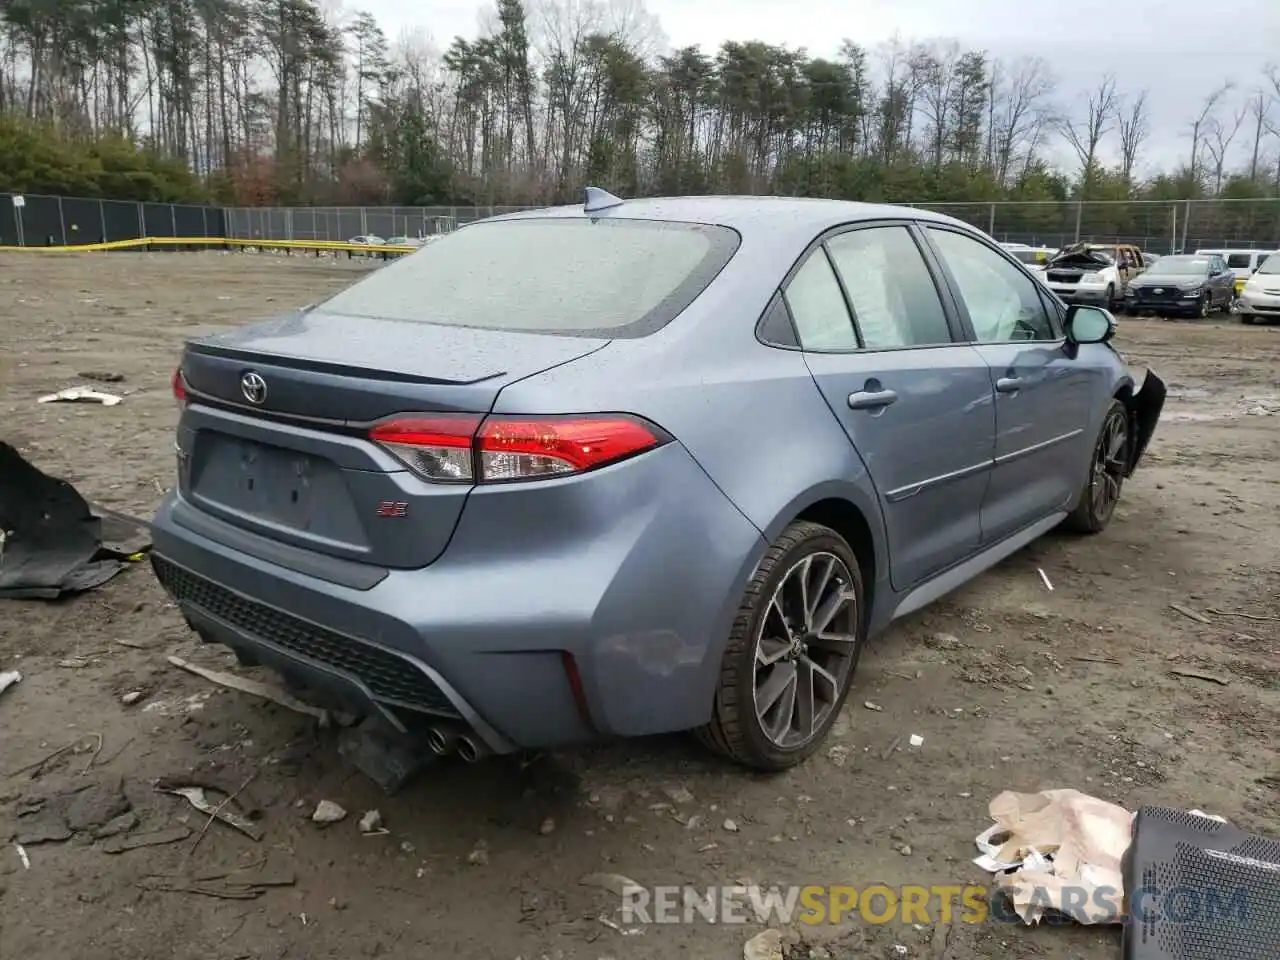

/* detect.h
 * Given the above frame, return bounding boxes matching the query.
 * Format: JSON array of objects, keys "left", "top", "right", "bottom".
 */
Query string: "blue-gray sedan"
[{"left": 151, "top": 190, "right": 1165, "bottom": 770}]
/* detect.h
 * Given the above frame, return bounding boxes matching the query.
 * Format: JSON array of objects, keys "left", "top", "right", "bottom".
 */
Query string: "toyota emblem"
[{"left": 240, "top": 371, "right": 267, "bottom": 404}]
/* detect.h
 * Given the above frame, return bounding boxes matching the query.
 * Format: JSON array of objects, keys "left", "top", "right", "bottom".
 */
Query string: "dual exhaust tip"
[{"left": 427, "top": 724, "right": 489, "bottom": 763}]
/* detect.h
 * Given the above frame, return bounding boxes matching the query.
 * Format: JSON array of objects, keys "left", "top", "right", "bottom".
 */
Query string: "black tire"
[
  {"left": 1197, "top": 293, "right": 1211, "bottom": 318},
  {"left": 1240, "top": 313, "right": 1255, "bottom": 325},
  {"left": 698, "top": 521, "right": 865, "bottom": 771},
  {"left": 1105, "top": 284, "right": 1116, "bottom": 310},
  {"left": 1065, "top": 400, "right": 1130, "bottom": 534}
]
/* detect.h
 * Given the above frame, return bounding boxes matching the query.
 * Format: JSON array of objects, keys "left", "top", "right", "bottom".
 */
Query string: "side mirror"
[{"left": 1064, "top": 304, "right": 1116, "bottom": 346}]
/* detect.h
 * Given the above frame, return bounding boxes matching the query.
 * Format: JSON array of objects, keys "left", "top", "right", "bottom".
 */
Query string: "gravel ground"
[{"left": 1, "top": 251, "right": 1278, "bottom": 960}]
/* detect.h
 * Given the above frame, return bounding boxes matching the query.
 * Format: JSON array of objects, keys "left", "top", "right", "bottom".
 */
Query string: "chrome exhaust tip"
[
  {"left": 427, "top": 726, "right": 460, "bottom": 755},
  {"left": 456, "top": 733, "right": 490, "bottom": 764}
]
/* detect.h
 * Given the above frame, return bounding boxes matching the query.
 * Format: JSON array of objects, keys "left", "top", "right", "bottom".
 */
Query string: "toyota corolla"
[{"left": 151, "top": 191, "right": 1165, "bottom": 770}]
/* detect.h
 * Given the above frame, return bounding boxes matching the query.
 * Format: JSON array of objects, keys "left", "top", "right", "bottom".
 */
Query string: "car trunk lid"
[{"left": 177, "top": 309, "right": 608, "bottom": 569}]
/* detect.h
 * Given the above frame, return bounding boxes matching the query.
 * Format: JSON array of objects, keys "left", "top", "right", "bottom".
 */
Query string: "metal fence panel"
[{"left": 103, "top": 199, "right": 142, "bottom": 243}]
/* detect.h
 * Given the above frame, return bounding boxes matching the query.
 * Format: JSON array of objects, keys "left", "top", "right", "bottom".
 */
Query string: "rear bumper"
[{"left": 150, "top": 441, "right": 766, "bottom": 751}]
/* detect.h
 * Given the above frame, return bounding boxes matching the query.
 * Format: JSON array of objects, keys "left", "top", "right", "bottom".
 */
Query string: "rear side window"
[
  {"left": 320, "top": 218, "right": 740, "bottom": 338},
  {"left": 1227, "top": 253, "right": 1252, "bottom": 269},
  {"left": 784, "top": 252, "right": 858, "bottom": 350}
]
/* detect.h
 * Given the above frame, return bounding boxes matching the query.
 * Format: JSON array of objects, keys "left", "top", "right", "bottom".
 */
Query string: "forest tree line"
[{"left": 1, "top": 0, "right": 1279, "bottom": 238}]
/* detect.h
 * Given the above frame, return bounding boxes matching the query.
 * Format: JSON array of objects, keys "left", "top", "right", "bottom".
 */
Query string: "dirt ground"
[{"left": 1, "top": 251, "right": 1277, "bottom": 960}]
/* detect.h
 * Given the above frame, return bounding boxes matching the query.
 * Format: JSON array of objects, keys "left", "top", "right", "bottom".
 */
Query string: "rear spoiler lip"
[{"left": 184, "top": 338, "right": 507, "bottom": 388}]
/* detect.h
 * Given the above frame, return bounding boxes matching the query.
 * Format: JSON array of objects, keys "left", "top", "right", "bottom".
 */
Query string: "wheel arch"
[{"left": 757, "top": 481, "right": 889, "bottom": 633}]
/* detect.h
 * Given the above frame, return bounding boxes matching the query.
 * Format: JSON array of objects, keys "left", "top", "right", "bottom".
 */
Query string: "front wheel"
[
  {"left": 698, "top": 521, "right": 865, "bottom": 771},
  {"left": 1065, "top": 400, "right": 1130, "bottom": 534},
  {"left": 1198, "top": 293, "right": 1211, "bottom": 318}
]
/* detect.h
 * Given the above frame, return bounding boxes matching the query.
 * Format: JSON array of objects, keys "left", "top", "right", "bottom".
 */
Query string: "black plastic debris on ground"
[{"left": 0, "top": 441, "right": 152, "bottom": 600}]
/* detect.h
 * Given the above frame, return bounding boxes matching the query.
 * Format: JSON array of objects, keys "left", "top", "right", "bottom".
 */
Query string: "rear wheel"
[
  {"left": 1240, "top": 313, "right": 1255, "bottom": 325},
  {"left": 698, "top": 521, "right": 864, "bottom": 771},
  {"left": 1065, "top": 400, "right": 1130, "bottom": 534}
]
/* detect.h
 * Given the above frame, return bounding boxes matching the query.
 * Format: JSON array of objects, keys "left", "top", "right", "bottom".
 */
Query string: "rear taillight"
[
  {"left": 369, "top": 414, "right": 669, "bottom": 483},
  {"left": 172, "top": 368, "right": 187, "bottom": 407},
  {"left": 368, "top": 414, "right": 481, "bottom": 483}
]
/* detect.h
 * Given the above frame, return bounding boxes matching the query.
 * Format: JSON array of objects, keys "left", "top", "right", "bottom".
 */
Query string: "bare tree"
[
  {"left": 1117, "top": 89, "right": 1150, "bottom": 185},
  {"left": 1187, "top": 82, "right": 1233, "bottom": 186},
  {"left": 1204, "top": 103, "right": 1248, "bottom": 193},
  {"left": 1059, "top": 73, "right": 1118, "bottom": 194},
  {"left": 1251, "top": 65, "right": 1280, "bottom": 181},
  {"left": 987, "top": 55, "right": 1055, "bottom": 186},
  {"left": 1245, "top": 85, "right": 1272, "bottom": 181}
]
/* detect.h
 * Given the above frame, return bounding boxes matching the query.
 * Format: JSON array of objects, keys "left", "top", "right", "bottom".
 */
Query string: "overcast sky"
[{"left": 356, "top": 0, "right": 1279, "bottom": 176}]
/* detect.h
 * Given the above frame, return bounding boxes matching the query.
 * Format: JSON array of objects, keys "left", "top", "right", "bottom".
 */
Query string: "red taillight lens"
[
  {"left": 477, "top": 416, "right": 664, "bottom": 480},
  {"left": 172, "top": 368, "right": 187, "bottom": 406},
  {"left": 368, "top": 414, "right": 481, "bottom": 482},
  {"left": 369, "top": 414, "right": 667, "bottom": 483}
]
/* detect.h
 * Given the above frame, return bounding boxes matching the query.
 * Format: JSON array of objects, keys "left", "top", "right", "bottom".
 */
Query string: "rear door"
[
  {"left": 921, "top": 226, "right": 1098, "bottom": 544},
  {"left": 786, "top": 222, "right": 996, "bottom": 590}
]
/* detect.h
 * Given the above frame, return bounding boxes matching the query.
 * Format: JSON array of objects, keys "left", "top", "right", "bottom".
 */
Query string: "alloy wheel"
[
  {"left": 752, "top": 552, "right": 859, "bottom": 749},
  {"left": 1090, "top": 408, "right": 1129, "bottom": 522}
]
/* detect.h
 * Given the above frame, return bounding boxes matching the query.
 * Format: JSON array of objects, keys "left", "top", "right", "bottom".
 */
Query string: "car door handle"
[
  {"left": 847, "top": 389, "right": 898, "bottom": 410},
  {"left": 995, "top": 377, "right": 1024, "bottom": 393}
]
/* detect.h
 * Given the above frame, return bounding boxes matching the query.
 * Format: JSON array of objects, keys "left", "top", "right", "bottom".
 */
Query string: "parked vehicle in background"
[
  {"left": 347, "top": 235, "right": 385, "bottom": 246},
  {"left": 385, "top": 236, "right": 426, "bottom": 249},
  {"left": 1001, "top": 244, "right": 1058, "bottom": 269},
  {"left": 151, "top": 191, "right": 1165, "bottom": 772},
  {"left": 1235, "top": 253, "right": 1280, "bottom": 324},
  {"left": 1194, "top": 248, "right": 1277, "bottom": 295},
  {"left": 1124, "top": 254, "right": 1235, "bottom": 318},
  {"left": 1044, "top": 243, "right": 1145, "bottom": 309},
  {"left": 1141, "top": 252, "right": 1161, "bottom": 267}
]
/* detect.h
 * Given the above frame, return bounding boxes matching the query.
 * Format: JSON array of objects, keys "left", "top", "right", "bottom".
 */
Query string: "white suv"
[
  {"left": 1043, "top": 243, "right": 1144, "bottom": 309},
  {"left": 1236, "top": 253, "right": 1280, "bottom": 324}
]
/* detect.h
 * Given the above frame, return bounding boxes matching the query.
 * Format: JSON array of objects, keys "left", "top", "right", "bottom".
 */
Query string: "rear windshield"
[
  {"left": 320, "top": 217, "right": 741, "bottom": 338},
  {"left": 1009, "top": 249, "right": 1043, "bottom": 264}
]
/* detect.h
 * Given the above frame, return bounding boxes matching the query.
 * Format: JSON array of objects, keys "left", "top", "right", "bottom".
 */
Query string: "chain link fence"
[
  {"left": 914, "top": 199, "right": 1280, "bottom": 255},
  {"left": 209, "top": 199, "right": 1280, "bottom": 254},
  {"left": 223, "top": 206, "right": 531, "bottom": 243},
  {"left": 4, "top": 192, "right": 1279, "bottom": 255},
  {"left": 1, "top": 192, "right": 225, "bottom": 246}
]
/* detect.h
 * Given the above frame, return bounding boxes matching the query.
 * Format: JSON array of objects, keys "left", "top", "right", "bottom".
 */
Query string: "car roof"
[{"left": 484, "top": 195, "right": 975, "bottom": 236}]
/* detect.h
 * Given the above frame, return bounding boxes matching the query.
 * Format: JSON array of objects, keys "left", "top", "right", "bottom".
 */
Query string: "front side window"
[
  {"left": 319, "top": 217, "right": 740, "bottom": 338},
  {"left": 824, "top": 226, "right": 952, "bottom": 349},
  {"left": 784, "top": 251, "right": 858, "bottom": 350},
  {"left": 927, "top": 228, "right": 1058, "bottom": 343}
]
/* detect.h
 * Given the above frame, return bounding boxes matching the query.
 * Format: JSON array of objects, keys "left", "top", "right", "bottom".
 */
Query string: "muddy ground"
[{"left": 1, "top": 251, "right": 1277, "bottom": 960}]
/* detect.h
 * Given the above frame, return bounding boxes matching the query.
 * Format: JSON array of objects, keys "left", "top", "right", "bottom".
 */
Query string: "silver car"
[{"left": 152, "top": 191, "right": 1165, "bottom": 770}]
